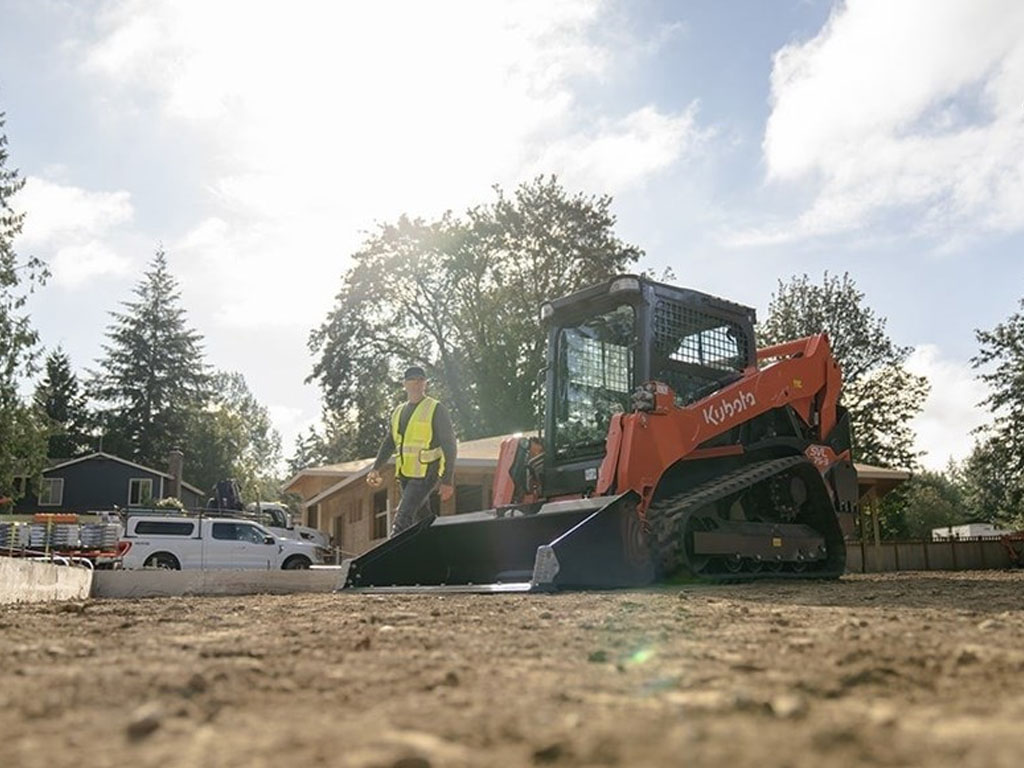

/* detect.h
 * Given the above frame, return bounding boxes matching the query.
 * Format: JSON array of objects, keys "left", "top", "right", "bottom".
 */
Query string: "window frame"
[
  {"left": 553, "top": 302, "right": 636, "bottom": 460},
  {"left": 133, "top": 520, "right": 196, "bottom": 536},
  {"left": 372, "top": 489, "right": 389, "bottom": 540},
  {"left": 38, "top": 477, "right": 64, "bottom": 507},
  {"left": 128, "top": 477, "right": 154, "bottom": 507},
  {"left": 348, "top": 498, "right": 364, "bottom": 524}
]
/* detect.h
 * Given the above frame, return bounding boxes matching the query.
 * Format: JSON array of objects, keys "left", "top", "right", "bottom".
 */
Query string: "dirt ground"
[{"left": 4, "top": 571, "right": 1024, "bottom": 768}]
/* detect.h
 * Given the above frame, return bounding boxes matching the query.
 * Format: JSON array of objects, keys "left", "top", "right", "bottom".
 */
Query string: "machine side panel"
[{"left": 610, "top": 334, "right": 843, "bottom": 503}]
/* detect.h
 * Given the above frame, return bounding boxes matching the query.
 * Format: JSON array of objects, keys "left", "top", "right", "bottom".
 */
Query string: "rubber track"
[{"left": 648, "top": 455, "right": 836, "bottom": 582}]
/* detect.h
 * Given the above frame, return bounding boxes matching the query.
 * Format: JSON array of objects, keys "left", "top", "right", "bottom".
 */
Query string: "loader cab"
[{"left": 540, "top": 275, "right": 757, "bottom": 496}]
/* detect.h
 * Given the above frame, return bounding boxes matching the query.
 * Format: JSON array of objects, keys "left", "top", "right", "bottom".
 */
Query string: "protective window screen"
[
  {"left": 653, "top": 300, "right": 748, "bottom": 403},
  {"left": 555, "top": 304, "right": 635, "bottom": 459}
]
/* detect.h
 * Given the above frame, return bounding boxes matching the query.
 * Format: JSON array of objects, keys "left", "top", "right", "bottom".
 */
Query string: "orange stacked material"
[{"left": 33, "top": 513, "right": 78, "bottom": 524}]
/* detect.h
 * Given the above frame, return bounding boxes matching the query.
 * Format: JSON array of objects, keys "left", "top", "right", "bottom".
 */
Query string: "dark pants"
[{"left": 391, "top": 469, "right": 439, "bottom": 536}]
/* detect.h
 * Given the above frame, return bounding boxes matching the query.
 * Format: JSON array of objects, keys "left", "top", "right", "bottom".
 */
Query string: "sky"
[{"left": 2, "top": 0, "right": 1023, "bottom": 472}]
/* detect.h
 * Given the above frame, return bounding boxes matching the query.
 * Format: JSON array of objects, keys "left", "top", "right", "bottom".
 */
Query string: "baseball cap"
[{"left": 403, "top": 365, "right": 427, "bottom": 380}]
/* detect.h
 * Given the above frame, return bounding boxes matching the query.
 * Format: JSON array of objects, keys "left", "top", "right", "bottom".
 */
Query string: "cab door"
[
  {"left": 236, "top": 522, "right": 275, "bottom": 569},
  {"left": 208, "top": 522, "right": 273, "bottom": 569}
]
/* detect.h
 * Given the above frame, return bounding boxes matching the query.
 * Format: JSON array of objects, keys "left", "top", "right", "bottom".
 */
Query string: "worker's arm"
[
  {"left": 367, "top": 432, "right": 396, "bottom": 487},
  {"left": 433, "top": 404, "right": 457, "bottom": 500}
]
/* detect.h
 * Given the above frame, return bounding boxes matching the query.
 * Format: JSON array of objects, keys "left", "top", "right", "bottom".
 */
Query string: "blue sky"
[{"left": 2, "top": 0, "right": 1023, "bottom": 470}]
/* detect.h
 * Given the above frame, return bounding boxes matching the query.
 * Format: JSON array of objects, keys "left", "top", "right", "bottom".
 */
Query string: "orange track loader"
[{"left": 343, "top": 275, "right": 858, "bottom": 591}]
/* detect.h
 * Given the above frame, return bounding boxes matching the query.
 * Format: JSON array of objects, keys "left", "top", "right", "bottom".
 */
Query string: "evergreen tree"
[
  {"left": 287, "top": 425, "right": 331, "bottom": 475},
  {"left": 0, "top": 111, "right": 49, "bottom": 508},
  {"left": 34, "top": 348, "right": 90, "bottom": 458},
  {"left": 759, "top": 272, "right": 928, "bottom": 469},
  {"left": 90, "top": 248, "right": 211, "bottom": 469}
]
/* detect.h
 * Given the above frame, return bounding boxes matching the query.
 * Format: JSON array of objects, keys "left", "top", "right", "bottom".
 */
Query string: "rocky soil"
[{"left": 4, "top": 571, "right": 1024, "bottom": 768}]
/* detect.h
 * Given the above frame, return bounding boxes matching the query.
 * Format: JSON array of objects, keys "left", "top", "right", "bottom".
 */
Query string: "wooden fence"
[{"left": 846, "top": 537, "right": 1014, "bottom": 573}]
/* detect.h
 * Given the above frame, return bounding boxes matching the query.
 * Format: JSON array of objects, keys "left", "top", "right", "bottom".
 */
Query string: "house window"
[
  {"left": 333, "top": 515, "right": 344, "bottom": 548},
  {"left": 348, "top": 499, "right": 363, "bottom": 524},
  {"left": 128, "top": 478, "right": 154, "bottom": 506},
  {"left": 307, "top": 504, "right": 319, "bottom": 529},
  {"left": 38, "top": 478, "right": 64, "bottom": 506},
  {"left": 372, "top": 489, "right": 388, "bottom": 540},
  {"left": 455, "top": 484, "right": 484, "bottom": 515}
]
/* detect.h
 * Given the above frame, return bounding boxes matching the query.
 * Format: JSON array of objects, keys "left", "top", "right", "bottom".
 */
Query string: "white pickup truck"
[
  {"left": 120, "top": 514, "right": 330, "bottom": 570},
  {"left": 244, "top": 502, "right": 330, "bottom": 548}
]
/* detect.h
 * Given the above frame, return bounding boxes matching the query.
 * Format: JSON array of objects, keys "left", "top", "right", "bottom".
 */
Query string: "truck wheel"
[
  {"left": 282, "top": 555, "right": 311, "bottom": 570},
  {"left": 143, "top": 552, "right": 180, "bottom": 570}
]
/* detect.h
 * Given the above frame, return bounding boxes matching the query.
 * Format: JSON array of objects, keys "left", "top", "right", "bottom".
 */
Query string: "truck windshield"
[
  {"left": 554, "top": 303, "right": 635, "bottom": 460},
  {"left": 266, "top": 508, "right": 288, "bottom": 528}
]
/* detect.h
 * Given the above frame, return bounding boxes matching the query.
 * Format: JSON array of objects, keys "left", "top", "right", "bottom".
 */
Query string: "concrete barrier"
[
  {"left": 91, "top": 566, "right": 348, "bottom": 599},
  {"left": 0, "top": 557, "right": 94, "bottom": 604}
]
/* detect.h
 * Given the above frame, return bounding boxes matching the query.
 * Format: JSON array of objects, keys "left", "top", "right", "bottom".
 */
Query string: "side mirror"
[{"left": 263, "top": 536, "right": 275, "bottom": 545}]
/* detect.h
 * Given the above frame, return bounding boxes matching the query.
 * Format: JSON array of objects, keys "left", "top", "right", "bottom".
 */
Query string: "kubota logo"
[{"left": 702, "top": 391, "right": 757, "bottom": 426}]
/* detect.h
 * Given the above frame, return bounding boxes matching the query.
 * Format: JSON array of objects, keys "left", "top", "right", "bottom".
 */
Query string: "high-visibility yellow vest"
[{"left": 391, "top": 396, "right": 445, "bottom": 479}]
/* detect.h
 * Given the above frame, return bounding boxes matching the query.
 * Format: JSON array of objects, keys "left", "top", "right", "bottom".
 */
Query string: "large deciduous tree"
[
  {"left": 759, "top": 272, "right": 928, "bottom": 469},
  {"left": 308, "top": 176, "right": 642, "bottom": 462},
  {"left": 90, "top": 248, "right": 211, "bottom": 470},
  {"left": 34, "top": 348, "right": 91, "bottom": 458},
  {"left": 184, "top": 371, "right": 283, "bottom": 500},
  {"left": 0, "top": 112, "right": 49, "bottom": 508}
]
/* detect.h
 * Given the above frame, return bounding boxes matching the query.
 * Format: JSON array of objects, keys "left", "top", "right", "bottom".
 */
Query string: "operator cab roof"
[{"left": 540, "top": 274, "right": 757, "bottom": 327}]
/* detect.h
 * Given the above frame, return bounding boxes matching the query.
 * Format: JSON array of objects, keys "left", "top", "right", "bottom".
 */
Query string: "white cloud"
[
  {"left": 267, "top": 404, "right": 305, "bottom": 435},
  {"left": 15, "top": 177, "right": 133, "bottom": 248},
  {"left": 747, "top": 0, "right": 1024, "bottom": 244},
  {"left": 12, "top": 176, "right": 135, "bottom": 289},
  {"left": 531, "top": 104, "right": 710, "bottom": 194},
  {"left": 905, "top": 344, "right": 990, "bottom": 470},
  {"left": 78, "top": 1, "right": 709, "bottom": 327},
  {"left": 51, "top": 241, "right": 132, "bottom": 288}
]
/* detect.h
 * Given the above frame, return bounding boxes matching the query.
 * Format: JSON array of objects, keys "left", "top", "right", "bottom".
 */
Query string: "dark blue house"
[{"left": 12, "top": 452, "right": 204, "bottom": 514}]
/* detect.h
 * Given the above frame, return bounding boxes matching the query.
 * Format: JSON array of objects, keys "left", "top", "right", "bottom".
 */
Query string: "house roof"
[
  {"left": 284, "top": 432, "right": 539, "bottom": 496},
  {"left": 854, "top": 463, "right": 911, "bottom": 498},
  {"left": 282, "top": 459, "right": 374, "bottom": 491},
  {"left": 45, "top": 452, "right": 205, "bottom": 497}
]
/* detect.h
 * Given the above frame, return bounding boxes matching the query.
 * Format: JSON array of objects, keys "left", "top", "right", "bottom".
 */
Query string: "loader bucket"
[{"left": 342, "top": 491, "right": 654, "bottom": 592}]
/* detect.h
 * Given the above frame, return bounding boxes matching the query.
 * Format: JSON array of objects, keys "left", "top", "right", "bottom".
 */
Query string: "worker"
[{"left": 367, "top": 365, "right": 457, "bottom": 535}]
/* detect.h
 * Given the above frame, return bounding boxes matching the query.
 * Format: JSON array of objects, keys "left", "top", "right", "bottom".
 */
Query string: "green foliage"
[
  {"left": 878, "top": 469, "right": 968, "bottom": 539},
  {"left": 0, "top": 112, "right": 49, "bottom": 503},
  {"left": 34, "top": 348, "right": 90, "bottom": 458},
  {"left": 308, "top": 176, "right": 642, "bottom": 461},
  {"left": 967, "top": 301, "right": 1024, "bottom": 526},
  {"left": 287, "top": 426, "right": 326, "bottom": 476},
  {"left": 183, "top": 371, "right": 283, "bottom": 501},
  {"left": 89, "top": 248, "right": 212, "bottom": 468},
  {"left": 759, "top": 272, "right": 928, "bottom": 469},
  {"left": 953, "top": 437, "right": 1020, "bottom": 528}
]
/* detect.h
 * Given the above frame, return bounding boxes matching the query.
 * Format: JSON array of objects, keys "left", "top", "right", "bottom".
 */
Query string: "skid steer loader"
[{"left": 343, "top": 275, "right": 858, "bottom": 591}]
